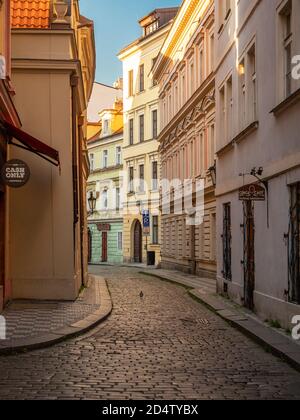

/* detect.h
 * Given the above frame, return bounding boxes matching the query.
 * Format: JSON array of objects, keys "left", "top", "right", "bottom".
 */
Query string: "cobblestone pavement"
[
  {"left": 0, "top": 277, "right": 100, "bottom": 344},
  {"left": 0, "top": 266, "right": 300, "bottom": 400}
]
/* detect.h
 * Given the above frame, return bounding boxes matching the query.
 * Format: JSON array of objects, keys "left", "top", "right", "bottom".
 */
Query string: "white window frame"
[
  {"left": 89, "top": 153, "right": 94, "bottom": 172},
  {"left": 117, "top": 232, "right": 123, "bottom": 251},
  {"left": 103, "top": 150, "right": 108, "bottom": 169},
  {"left": 116, "top": 146, "right": 122, "bottom": 166}
]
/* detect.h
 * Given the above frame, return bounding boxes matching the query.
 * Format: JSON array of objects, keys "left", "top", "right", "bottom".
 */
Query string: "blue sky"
[{"left": 80, "top": 0, "right": 182, "bottom": 86}]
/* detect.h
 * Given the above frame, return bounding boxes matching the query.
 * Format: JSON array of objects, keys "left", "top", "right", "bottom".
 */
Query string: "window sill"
[
  {"left": 216, "top": 121, "right": 259, "bottom": 157},
  {"left": 271, "top": 88, "right": 300, "bottom": 116},
  {"left": 217, "top": 10, "right": 232, "bottom": 37},
  {"left": 216, "top": 139, "right": 235, "bottom": 157},
  {"left": 232, "top": 121, "right": 259, "bottom": 145}
]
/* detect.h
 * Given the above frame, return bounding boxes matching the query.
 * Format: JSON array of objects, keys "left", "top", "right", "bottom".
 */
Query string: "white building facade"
[
  {"left": 118, "top": 9, "right": 178, "bottom": 266},
  {"left": 215, "top": 0, "right": 300, "bottom": 328}
]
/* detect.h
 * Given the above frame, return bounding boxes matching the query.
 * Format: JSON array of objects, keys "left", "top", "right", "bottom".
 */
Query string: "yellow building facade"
[
  {"left": 118, "top": 8, "right": 178, "bottom": 266},
  {"left": 87, "top": 98, "right": 124, "bottom": 265}
]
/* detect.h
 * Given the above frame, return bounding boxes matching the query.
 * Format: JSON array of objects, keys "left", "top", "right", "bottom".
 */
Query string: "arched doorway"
[{"left": 133, "top": 220, "right": 142, "bottom": 263}]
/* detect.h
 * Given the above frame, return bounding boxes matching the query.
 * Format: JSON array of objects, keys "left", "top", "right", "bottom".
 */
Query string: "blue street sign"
[{"left": 142, "top": 210, "right": 150, "bottom": 229}]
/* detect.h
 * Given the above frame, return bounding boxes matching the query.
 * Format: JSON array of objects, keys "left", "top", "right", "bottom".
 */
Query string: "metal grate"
[
  {"left": 222, "top": 203, "right": 232, "bottom": 280},
  {"left": 243, "top": 201, "right": 255, "bottom": 310}
]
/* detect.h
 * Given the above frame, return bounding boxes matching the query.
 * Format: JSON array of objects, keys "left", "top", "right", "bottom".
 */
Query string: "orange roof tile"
[{"left": 11, "top": 0, "right": 51, "bottom": 29}]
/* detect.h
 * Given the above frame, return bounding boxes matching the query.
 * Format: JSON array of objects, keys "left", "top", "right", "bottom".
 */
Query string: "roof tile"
[{"left": 11, "top": 0, "right": 51, "bottom": 29}]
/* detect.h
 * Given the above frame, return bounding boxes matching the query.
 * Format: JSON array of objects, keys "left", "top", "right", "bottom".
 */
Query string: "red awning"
[{"left": 2, "top": 121, "right": 60, "bottom": 167}]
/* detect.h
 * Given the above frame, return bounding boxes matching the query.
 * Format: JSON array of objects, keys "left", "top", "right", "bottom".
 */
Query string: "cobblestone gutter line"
[
  {"left": 189, "top": 289, "right": 300, "bottom": 374},
  {"left": 0, "top": 276, "right": 112, "bottom": 355},
  {"left": 141, "top": 270, "right": 300, "bottom": 374}
]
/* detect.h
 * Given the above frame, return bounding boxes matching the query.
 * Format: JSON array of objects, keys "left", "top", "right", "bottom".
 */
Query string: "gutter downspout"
[{"left": 71, "top": 75, "right": 79, "bottom": 275}]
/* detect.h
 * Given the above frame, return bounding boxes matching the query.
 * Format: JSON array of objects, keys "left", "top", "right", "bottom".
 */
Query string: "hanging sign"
[
  {"left": 142, "top": 210, "right": 150, "bottom": 236},
  {"left": 97, "top": 223, "right": 111, "bottom": 232},
  {"left": 1, "top": 159, "right": 30, "bottom": 188},
  {"left": 239, "top": 184, "right": 265, "bottom": 201}
]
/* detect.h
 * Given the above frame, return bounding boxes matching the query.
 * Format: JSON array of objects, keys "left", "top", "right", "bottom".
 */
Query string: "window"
[
  {"left": 280, "top": 1, "right": 293, "bottom": 98},
  {"left": 89, "top": 153, "right": 94, "bottom": 172},
  {"left": 226, "top": 77, "right": 233, "bottom": 140},
  {"left": 116, "top": 146, "right": 122, "bottom": 165},
  {"left": 139, "top": 114, "right": 144, "bottom": 142},
  {"left": 117, "top": 232, "right": 123, "bottom": 251},
  {"left": 209, "top": 124, "right": 215, "bottom": 168},
  {"left": 103, "top": 119, "right": 109, "bottom": 135},
  {"left": 222, "top": 203, "right": 232, "bottom": 281},
  {"left": 238, "top": 58, "right": 246, "bottom": 129},
  {"left": 174, "top": 83, "right": 178, "bottom": 113},
  {"left": 145, "top": 20, "right": 159, "bottom": 36},
  {"left": 289, "top": 183, "right": 300, "bottom": 304},
  {"left": 139, "top": 164, "right": 145, "bottom": 192},
  {"left": 199, "top": 48, "right": 204, "bottom": 84},
  {"left": 102, "top": 190, "right": 108, "bottom": 210},
  {"left": 219, "top": 85, "right": 225, "bottom": 140},
  {"left": 152, "top": 216, "right": 159, "bottom": 244},
  {"left": 129, "top": 118, "right": 134, "bottom": 145},
  {"left": 103, "top": 150, "right": 108, "bottom": 168},
  {"left": 139, "top": 64, "right": 145, "bottom": 92},
  {"left": 238, "top": 43, "right": 257, "bottom": 130},
  {"left": 189, "top": 62, "right": 194, "bottom": 97},
  {"left": 152, "top": 110, "right": 158, "bottom": 139},
  {"left": 247, "top": 44, "right": 257, "bottom": 122},
  {"left": 116, "top": 187, "right": 120, "bottom": 210},
  {"left": 219, "top": 0, "right": 231, "bottom": 30},
  {"left": 182, "top": 73, "right": 186, "bottom": 104},
  {"left": 152, "top": 57, "right": 158, "bottom": 86},
  {"left": 129, "top": 167, "right": 134, "bottom": 193},
  {"left": 220, "top": 75, "right": 233, "bottom": 144},
  {"left": 128, "top": 70, "right": 134, "bottom": 97},
  {"left": 152, "top": 161, "right": 158, "bottom": 190},
  {"left": 209, "top": 34, "right": 215, "bottom": 73}
]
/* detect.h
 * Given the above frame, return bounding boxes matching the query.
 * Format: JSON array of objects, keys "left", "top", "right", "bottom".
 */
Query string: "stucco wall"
[{"left": 9, "top": 71, "right": 78, "bottom": 300}]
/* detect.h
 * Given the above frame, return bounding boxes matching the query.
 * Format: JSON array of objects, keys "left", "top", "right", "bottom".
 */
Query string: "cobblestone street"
[{"left": 0, "top": 266, "right": 300, "bottom": 400}]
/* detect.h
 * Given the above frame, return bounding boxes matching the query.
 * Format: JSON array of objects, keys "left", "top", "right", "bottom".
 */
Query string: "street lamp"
[
  {"left": 208, "top": 161, "right": 217, "bottom": 187},
  {"left": 88, "top": 191, "right": 97, "bottom": 215}
]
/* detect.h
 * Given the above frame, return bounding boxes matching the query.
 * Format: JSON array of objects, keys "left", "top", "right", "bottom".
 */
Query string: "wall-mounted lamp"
[
  {"left": 239, "top": 63, "right": 245, "bottom": 75},
  {"left": 88, "top": 191, "right": 97, "bottom": 215}
]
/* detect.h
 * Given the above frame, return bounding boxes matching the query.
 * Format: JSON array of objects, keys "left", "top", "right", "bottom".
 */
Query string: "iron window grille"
[{"left": 288, "top": 182, "right": 300, "bottom": 304}]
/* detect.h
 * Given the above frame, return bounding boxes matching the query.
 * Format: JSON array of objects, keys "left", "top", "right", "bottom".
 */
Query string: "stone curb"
[
  {"left": 0, "top": 276, "right": 112, "bottom": 356},
  {"left": 189, "top": 289, "right": 300, "bottom": 373},
  {"left": 141, "top": 270, "right": 300, "bottom": 373}
]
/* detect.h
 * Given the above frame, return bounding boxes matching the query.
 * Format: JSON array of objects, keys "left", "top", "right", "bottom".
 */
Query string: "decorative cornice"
[
  {"left": 159, "top": 73, "right": 215, "bottom": 152},
  {"left": 153, "top": 0, "right": 212, "bottom": 80}
]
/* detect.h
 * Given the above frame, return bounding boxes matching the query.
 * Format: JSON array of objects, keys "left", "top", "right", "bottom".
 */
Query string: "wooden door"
[
  {"left": 102, "top": 232, "right": 108, "bottom": 262},
  {"left": 134, "top": 221, "right": 142, "bottom": 263}
]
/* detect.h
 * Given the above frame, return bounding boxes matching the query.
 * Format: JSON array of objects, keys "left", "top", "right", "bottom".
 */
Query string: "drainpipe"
[
  {"left": 77, "top": 116, "right": 86, "bottom": 287},
  {"left": 70, "top": 74, "right": 79, "bottom": 272}
]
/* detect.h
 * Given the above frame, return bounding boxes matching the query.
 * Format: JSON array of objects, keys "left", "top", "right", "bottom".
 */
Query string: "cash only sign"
[{"left": 1, "top": 159, "right": 30, "bottom": 188}]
